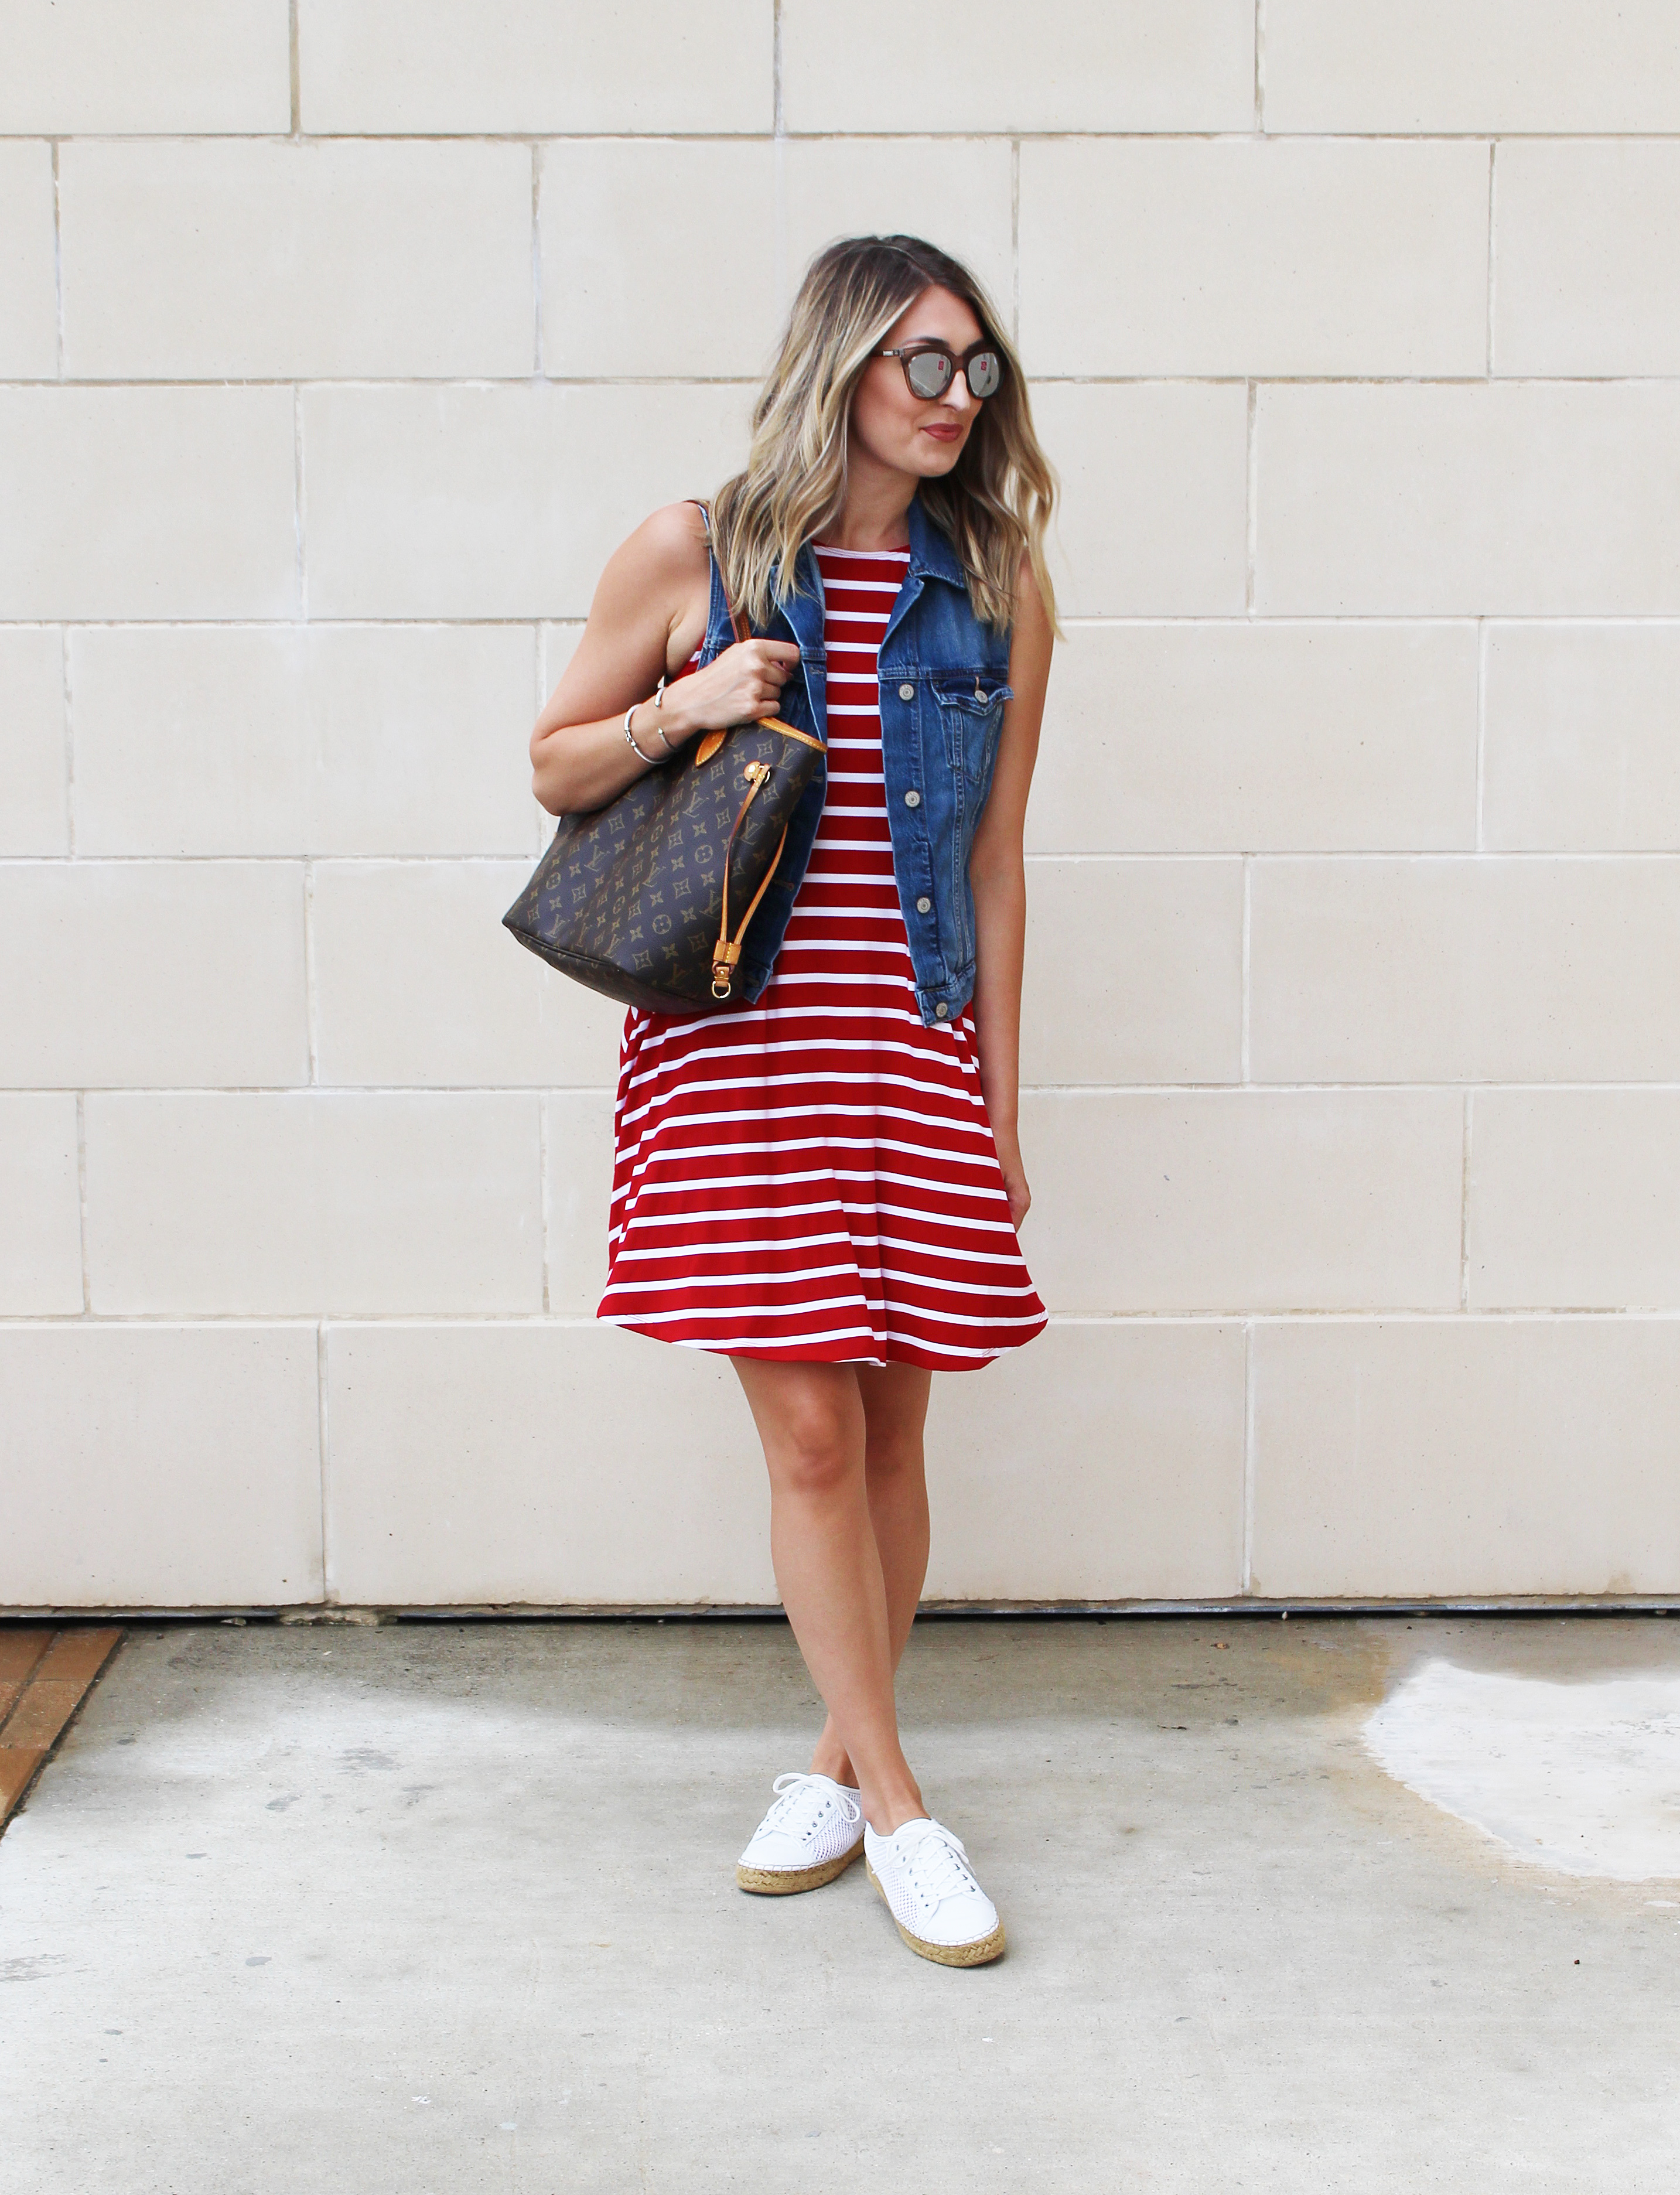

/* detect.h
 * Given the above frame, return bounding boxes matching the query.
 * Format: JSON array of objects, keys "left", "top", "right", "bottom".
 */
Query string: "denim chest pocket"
[{"left": 933, "top": 674, "right": 1013, "bottom": 791}]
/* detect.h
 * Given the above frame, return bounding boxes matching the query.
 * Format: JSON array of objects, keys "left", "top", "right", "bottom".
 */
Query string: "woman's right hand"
[{"left": 669, "top": 637, "right": 803, "bottom": 739}]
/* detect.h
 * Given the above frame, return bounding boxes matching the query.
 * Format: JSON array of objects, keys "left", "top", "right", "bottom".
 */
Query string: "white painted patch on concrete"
[{"left": 1364, "top": 1657, "right": 1680, "bottom": 1880}]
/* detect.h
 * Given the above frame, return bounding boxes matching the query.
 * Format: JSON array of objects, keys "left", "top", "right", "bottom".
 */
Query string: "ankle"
[
  {"left": 808, "top": 1747, "right": 857, "bottom": 1790},
  {"left": 861, "top": 1785, "right": 927, "bottom": 1836}
]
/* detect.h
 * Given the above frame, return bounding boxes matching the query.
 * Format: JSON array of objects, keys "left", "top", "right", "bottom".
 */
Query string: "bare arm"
[
  {"left": 967, "top": 558, "right": 1053, "bottom": 1230},
  {"left": 530, "top": 500, "right": 802, "bottom": 815}
]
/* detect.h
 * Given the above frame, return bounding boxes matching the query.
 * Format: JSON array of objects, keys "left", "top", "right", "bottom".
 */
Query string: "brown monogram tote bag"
[{"left": 501, "top": 542, "right": 822, "bottom": 1017}]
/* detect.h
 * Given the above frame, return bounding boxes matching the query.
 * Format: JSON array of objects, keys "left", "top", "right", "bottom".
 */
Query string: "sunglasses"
[{"left": 877, "top": 341, "right": 1005, "bottom": 402}]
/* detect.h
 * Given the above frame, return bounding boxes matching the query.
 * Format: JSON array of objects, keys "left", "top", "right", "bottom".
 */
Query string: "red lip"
[{"left": 923, "top": 425, "right": 961, "bottom": 442}]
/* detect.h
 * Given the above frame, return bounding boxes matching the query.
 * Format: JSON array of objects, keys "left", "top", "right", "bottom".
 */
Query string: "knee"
[
  {"left": 769, "top": 1397, "right": 859, "bottom": 1500},
  {"left": 864, "top": 1423, "right": 924, "bottom": 1490}
]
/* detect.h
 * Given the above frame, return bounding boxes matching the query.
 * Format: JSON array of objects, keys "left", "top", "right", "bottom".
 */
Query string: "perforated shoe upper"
[
  {"left": 738, "top": 1773, "right": 863, "bottom": 1875},
  {"left": 863, "top": 1816, "right": 1001, "bottom": 1950}
]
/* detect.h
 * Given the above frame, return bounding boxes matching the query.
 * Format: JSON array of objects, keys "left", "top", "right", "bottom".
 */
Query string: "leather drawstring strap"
[
  {"left": 692, "top": 499, "right": 821, "bottom": 999},
  {"left": 712, "top": 763, "right": 787, "bottom": 998}
]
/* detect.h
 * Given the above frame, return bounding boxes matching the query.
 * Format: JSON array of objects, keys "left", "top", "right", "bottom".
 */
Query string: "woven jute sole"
[
  {"left": 866, "top": 1860, "right": 1007, "bottom": 1967},
  {"left": 736, "top": 1834, "right": 865, "bottom": 1896}
]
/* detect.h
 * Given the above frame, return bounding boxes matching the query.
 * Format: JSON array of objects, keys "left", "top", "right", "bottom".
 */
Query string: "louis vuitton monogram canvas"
[{"left": 503, "top": 719, "right": 823, "bottom": 1016}]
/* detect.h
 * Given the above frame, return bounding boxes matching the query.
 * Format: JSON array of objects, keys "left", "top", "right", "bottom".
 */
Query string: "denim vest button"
[
  {"left": 935, "top": 1001, "right": 950, "bottom": 1018},
  {"left": 904, "top": 788, "right": 921, "bottom": 808},
  {"left": 898, "top": 682, "right": 915, "bottom": 701},
  {"left": 916, "top": 895, "right": 931, "bottom": 913}
]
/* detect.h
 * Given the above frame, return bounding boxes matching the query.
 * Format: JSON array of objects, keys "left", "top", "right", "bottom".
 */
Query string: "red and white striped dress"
[{"left": 597, "top": 544, "right": 1047, "bottom": 1370}]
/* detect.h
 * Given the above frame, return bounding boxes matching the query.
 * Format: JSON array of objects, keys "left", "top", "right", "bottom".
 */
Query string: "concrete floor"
[{"left": 2, "top": 1616, "right": 1678, "bottom": 2193}]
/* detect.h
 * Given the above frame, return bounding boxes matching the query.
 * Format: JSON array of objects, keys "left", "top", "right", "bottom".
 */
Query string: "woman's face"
[{"left": 849, "top": 284, "right": 988, "bottom": 483}]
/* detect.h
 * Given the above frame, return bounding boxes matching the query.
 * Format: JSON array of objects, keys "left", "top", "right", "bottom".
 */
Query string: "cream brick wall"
[{"left": 4, "top": 4, "right": 1678, "bottom": 1610}]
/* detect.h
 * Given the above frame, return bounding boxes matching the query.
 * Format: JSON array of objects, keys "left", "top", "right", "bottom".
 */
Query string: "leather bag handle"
[
  {"left": 692, "top": 500, "right": 750, "bottom": 647},
  {"left": 688, "top": 500, "right": 822, "bottom": 766}
]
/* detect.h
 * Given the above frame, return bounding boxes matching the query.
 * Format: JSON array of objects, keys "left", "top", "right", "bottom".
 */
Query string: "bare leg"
[
  {"left": 732, "top": 1356, "right": 926, "bottom": 1834},
  {"left": 807, "top": 1363, "right": 932, "bottom": 1793}
]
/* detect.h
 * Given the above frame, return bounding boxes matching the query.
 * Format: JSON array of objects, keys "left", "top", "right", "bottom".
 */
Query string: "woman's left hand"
[{"left": 992, "top": 1122, "right": 1032, "bottom": 1231}]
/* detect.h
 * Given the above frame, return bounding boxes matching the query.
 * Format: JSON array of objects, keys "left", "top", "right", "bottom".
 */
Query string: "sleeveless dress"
[{"left": 596, "top": 544, "right": 1048, "bottom": 1370}]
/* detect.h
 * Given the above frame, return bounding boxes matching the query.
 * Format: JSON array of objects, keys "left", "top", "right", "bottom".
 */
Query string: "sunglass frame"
[{"left": 877, "top": 342, "right": 1005, "bottom": 401}]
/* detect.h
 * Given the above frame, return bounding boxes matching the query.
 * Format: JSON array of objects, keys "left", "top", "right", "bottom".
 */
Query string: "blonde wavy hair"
[{"left": 711, "top": 234, "right": 1058, "bottom": 634}]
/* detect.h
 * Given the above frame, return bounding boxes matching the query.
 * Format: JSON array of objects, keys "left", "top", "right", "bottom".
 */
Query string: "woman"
[{"left": 530, "top": 235, "right": 1056, "bottom": 1968}]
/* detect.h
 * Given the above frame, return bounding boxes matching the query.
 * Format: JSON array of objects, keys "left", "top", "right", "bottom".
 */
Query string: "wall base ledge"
[{"left": 4, "top": 1597, "right": 1676, "bottom": 1624}]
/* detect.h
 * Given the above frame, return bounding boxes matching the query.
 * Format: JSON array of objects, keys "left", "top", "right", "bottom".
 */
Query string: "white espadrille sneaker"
[
  {"left": 736, "top": 1772, "right": 865, "bottom": 1894},
  {"left": 863, "top": 1816, "right": 1005, "bottom": 1967}
]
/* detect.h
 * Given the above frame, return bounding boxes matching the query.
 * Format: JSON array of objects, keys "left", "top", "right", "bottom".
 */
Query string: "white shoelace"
[
  {"left": 764, "top": 1772, "right": 862, "bottom": 1842},
  {"left": 902, "top": 1824, "right": 981, "bottom": 1909}
]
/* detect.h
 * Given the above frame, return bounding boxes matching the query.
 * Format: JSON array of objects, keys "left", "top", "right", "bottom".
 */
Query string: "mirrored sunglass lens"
[
  {"left": 967, "top": 351, "right": 1002, "bottom": 398},
  {"left": 906, "top": 351, "right": 954, "bottom": 397}
]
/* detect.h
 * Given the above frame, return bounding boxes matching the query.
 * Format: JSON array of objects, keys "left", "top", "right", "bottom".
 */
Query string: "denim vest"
[{"left": 697, "top": 493, "right": 1013, "bottom": 1026}]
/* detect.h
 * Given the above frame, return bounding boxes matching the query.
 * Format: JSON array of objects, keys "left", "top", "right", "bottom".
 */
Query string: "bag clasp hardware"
[{"left": 711, "top": 762, "right": 780, "bottom": 999}]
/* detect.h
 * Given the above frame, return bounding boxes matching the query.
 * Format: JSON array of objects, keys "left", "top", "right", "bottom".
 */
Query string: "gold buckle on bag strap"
[{"left": 712, "top": 763, "right": 788, "bottom": 999}]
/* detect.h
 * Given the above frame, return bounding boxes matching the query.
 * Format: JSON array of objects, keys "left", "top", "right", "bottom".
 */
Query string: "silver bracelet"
[
  {"left": 651, "top": 674, "right": 678, "bottom": 756},
  {"left": 623, "top": 702, "right": 660, "bottom": 766}
]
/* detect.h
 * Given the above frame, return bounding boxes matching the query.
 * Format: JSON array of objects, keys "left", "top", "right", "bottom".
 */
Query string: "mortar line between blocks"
[
  {"left": 1241, "top": 1322, "right": 1255, "bottom": 1592},
  {"left": 530, "top": 142, "right": 544, "bottom": 378},
  {"left": 50, "top": 141, "right": 63, "bottom": 378},
  {"left": 1476, "top": 619, "right": 1487, "bottom": 849},
  {"left": 1010, "top": 139, "right": 1020, "bottom": 344},
  {"left": 772, "top": 1, "right": 788, "bottom": 317},
  {"left": 1240, "top": 856, "right": 1252, "bottom": 1085},
  {"left": 1486, "top": 140, "right": 1498, "bottom": 379},
  {"left": 76, "top": 1090, "right": 91, "bottom": 1316},
  {"left": 1254, "top": 0, "right": 1266, "bottom": 134},
  {"left": 19, "top": 615, "right": 1680, "bottom": 634},
  {"left": 59, "top": 626, "right": 73, "bottom": 856},
  {"left": 539, "top": 1100, "right": 552, "bottom": 1315},
  {"left": 25, "top": 1078, "right": 1680, "bottom": 1097},
  {"left": 773, "top": 135, "right": 788, "bottom": 317},
  {"left": 303, "top": 861, "right": 320, "bottom": 1084},
  {"left": 17, "top": 371, "right": 1680, "bottom": 391},
  {"left": 1460, "top": 1090, "right": 1474, "bottom": 1311},
  {"left": 8, "top": 1309, "right": 1680, "bottom": 1331},
  {"left": 292, "top": 386, "right": 306, "bottom": 620},
  {"left": 1244, "top": 381, "right": 1258, "bottom": 616},
  {"left": 15, "top": 127, "right": 1674, "bottom": 144},
  {"left": 289, "top": 0, "right": 301, "bottom": 137},
  {"left": 317, "top": 1320, "right": 334, "bottom": 1602}
]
